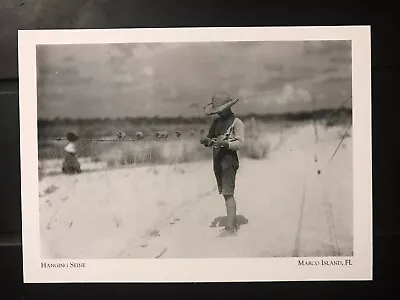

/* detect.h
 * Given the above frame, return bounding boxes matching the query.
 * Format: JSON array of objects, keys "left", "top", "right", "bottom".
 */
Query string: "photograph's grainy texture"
[{"left": 36, "top": 40, "right": 353, "bottom": 259}]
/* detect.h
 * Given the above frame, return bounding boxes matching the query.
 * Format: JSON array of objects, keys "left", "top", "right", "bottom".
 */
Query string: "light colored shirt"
[
  {"left": 64, "top": 142, "right": 77, "bottom": 154},
  {"left": 206, "top": 113, "right": 245, "bottom": 151},
  {"left": 226, "top": 118, "right": 245, "bottom": 151}
]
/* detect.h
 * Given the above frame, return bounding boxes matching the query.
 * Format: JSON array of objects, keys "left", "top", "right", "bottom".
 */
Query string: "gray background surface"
[{"left": 0, "top": 0, "right": 397, "bottom": 298}]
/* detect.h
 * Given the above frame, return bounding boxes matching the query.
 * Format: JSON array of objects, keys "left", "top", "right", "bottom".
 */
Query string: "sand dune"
[{"left": 39, "top": 123, "right": 352, "bottom": 259}]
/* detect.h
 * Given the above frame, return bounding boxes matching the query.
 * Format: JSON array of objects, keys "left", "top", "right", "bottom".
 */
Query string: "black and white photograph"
[{"left": 18, "top": 26, "right": 372, "bottom": 282}]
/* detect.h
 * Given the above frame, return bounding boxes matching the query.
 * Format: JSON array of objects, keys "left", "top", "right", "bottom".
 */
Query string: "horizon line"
[{"left": 37, "top": 107, "right": 352, "bottom": 122}]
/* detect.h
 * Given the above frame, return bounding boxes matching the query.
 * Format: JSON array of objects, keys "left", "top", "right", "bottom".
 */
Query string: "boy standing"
[{"left": 200, "top": 92, "right": 245, "bottom": 237}]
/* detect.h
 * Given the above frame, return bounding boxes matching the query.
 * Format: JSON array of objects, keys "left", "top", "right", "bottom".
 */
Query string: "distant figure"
[
  {"left": 155, "top": 131, "right": 161, "bottom": 139},
  {"left": 200, "top": 92, "right": 245, "bottom": 237},
  {"left": 176, "top": 130, "right": 182, "bottom": 138},
  {"left": 117, "top": 131, "right": 126, "bottom": 139},
  {"left": 160, "top": 131, "right": 169, "bottom": 139},
  {"left": 62, "top": 132, "right": 81, "bottom": 175},
  {"left": 136, "top": 131, "right": 144, "bottom": 140}
]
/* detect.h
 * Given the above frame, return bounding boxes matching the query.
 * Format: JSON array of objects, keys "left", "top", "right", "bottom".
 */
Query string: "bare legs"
[{"left": 220, "top": 194, "right": 237, "bottom": 236}]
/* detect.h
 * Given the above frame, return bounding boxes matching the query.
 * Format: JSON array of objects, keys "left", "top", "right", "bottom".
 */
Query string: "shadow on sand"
[{"left": 210, "top": 215, "right": 249, "bottom": 228}]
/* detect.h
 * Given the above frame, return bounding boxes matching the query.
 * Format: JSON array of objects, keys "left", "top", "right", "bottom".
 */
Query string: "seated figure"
[{"left": 62, "top": 132, "right": 81, "bottom": 175}]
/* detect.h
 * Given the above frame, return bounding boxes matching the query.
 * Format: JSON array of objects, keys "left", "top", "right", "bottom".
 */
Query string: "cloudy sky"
[{"left": 37, "top": 40, "right": 351, "bottom": 119}]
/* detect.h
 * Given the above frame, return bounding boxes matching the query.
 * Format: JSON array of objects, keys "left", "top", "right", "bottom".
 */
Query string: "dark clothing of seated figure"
[{"left": 62, "top": 140, "right": 81, "bottom": 175}]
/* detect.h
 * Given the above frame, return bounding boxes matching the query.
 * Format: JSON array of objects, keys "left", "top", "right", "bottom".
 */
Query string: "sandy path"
[{"left": 39, "top": 123, "right": 352, "bottom": 259}]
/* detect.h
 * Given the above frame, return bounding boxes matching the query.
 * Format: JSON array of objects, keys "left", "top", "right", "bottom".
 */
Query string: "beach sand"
[{"left": 38, "top": 123, "right": 352, "bottom": 259}]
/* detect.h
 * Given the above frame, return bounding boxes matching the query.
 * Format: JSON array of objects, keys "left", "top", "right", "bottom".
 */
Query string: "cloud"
[
  {"left": 110, "top": 43, "right": 136, "bottom": 59},
  {"left": 264, "top": 63, "right": 284, "bottom": 73},
  {"left": 63, "top": 56, "right": 74, "bottom": 62},
  {"left": 37, "top": 63, "right": 95, "bottom": 94},
  {"left": 304, "top": 40, "right": 351, "bottom": 55},
  {"left": 321, "top": 75, "right": 352, "bottom": 84},
  {"left": 275, "top": 84, "right": 311, "bottom": 105},
  {"left": 143, "top": 66, "right": 154, "bottom": 77},
  {"left": 37, "top": 41, "right": 352, "bottom": 118},
  {"left": 254, "top": 70, "right": 315, "bottom": 92},
  {"left": 330, "top": 56, "right": 352, "bottom": 64},
  {"left": 237, "top": 88, "right": 253, "bottom": 98},
  {"left": 323, "top": 66, "right": 338, "bottom": 73},
  {"left": 255, "top": 77, "right": 285, "bottom": 92},
  {"left": 291, "top": 66, "right": 317, "bottom": 77}
]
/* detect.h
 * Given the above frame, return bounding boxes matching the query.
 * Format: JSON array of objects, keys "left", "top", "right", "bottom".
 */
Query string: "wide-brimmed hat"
[
  {"left": 203, "top": 92, "right": 239, "bottom": 116},
  {"left": 66, "top": 132, "right": 79, "bottom": 142}
]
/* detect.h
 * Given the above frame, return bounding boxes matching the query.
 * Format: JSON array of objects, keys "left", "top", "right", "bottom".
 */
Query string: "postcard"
[{"left": 18, "top": 26, "right": 372, "bottom": 283}]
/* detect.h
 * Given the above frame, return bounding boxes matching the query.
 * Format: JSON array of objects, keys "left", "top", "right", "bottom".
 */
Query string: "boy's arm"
[
  {"left": 228, "top": 119, "right": 245, "bottom": 151},
  {"left": 201, "top": 120, "right": 216, "bottom": 147}
]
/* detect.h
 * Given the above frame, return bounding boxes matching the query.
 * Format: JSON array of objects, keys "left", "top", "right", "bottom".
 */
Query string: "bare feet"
[{"left": 218, "top": 227, "right": 238, "bottom": 238}]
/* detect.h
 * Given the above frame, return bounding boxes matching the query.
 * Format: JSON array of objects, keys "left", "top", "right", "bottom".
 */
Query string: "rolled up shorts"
[{"left": 213, "top": 154, "right": 239, "bottom": 195}]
